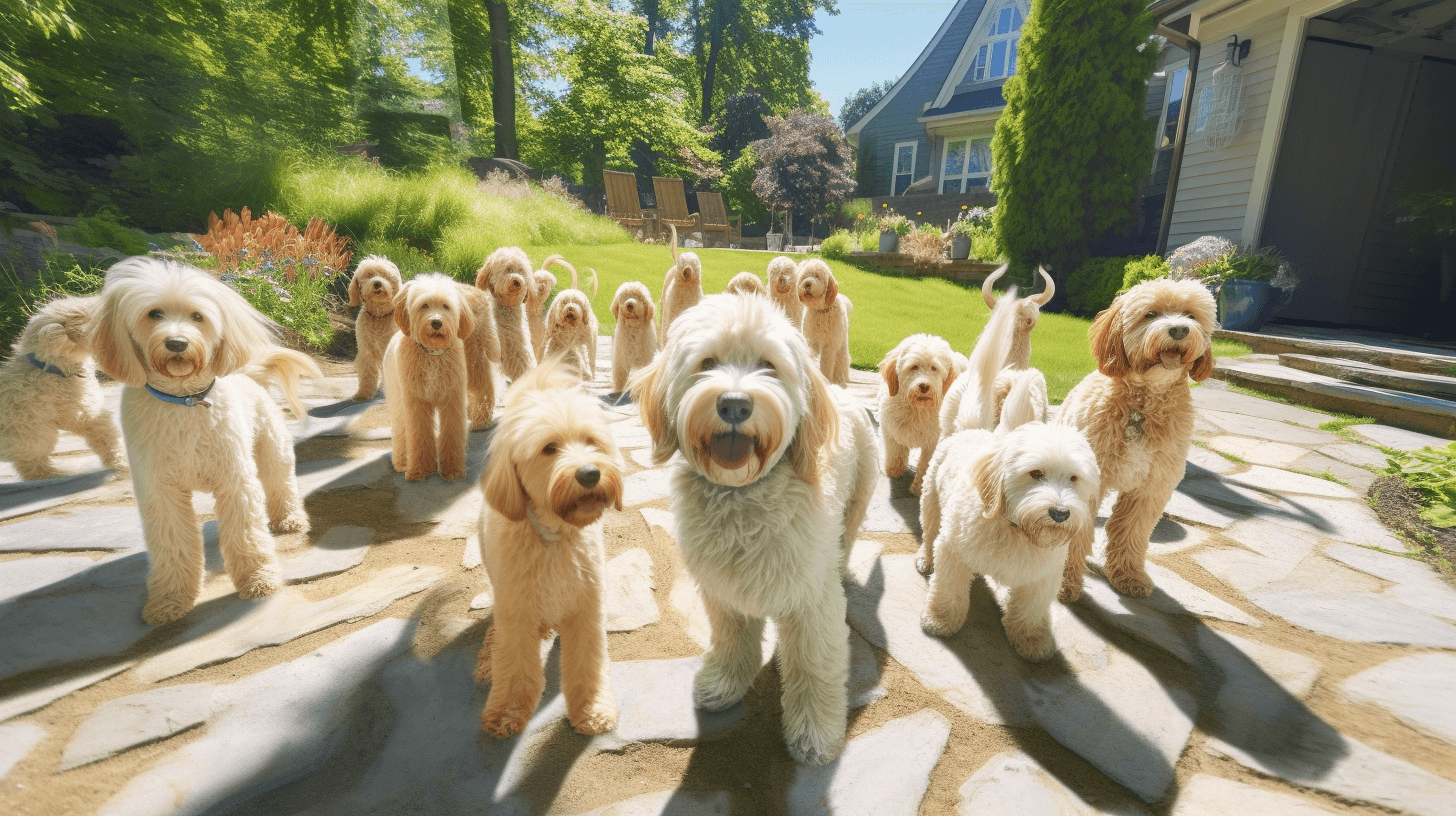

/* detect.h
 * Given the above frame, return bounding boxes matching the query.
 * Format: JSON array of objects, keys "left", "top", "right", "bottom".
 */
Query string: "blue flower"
[
  {"left": 190, "top": 240, "right": 206, "bottom": 253},
  {"left": 239, "top": 248, "right": 249, "bottom": 256},
  {"left": 148, "top": 242, "right": 161, "bottom": 253}
]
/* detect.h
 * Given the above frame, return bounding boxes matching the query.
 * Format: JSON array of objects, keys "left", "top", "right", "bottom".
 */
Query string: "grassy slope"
[{"left": 520, "top": 244, "right": 1250, "bottom": 403}]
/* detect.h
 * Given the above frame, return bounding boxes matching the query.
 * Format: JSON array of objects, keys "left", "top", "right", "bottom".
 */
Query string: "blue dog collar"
[
  {"left": 145, "top": 380, "right": 216, "bottom": 408},
  {"left": 26, "top": 353, "right": 73, "bottom": 377}
]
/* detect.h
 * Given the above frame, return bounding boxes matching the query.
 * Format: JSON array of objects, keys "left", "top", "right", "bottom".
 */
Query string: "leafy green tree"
[
  {"left": 711, "top": 89, "right": 771, "bottom": 162},
  {"left": 990, "top": 0, "right": 1157, "bottom": 299},
  {"left": 838, "top": 78, "right": 893, "bottom": 131},
  {"left": 0, "top": 0, "right": 78, "bottom": 114},
  {"left": 750, "top": 108, "right": 853, "bottom": 238}
]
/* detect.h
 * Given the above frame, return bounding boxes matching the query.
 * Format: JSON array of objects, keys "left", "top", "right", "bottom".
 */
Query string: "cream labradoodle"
[
  {"left": 476, "top": 246, "right": 537, "bottom": 380},
  {"left": 455, "top": 281, "right": 500, "bottom": 428},
  {"left": 541, "top": 287, "right": 598, "bottom": 381},
  {"left": 384, "top": 273, "right": 476, "bottom": 481},
  {"left": 1056, "top": 278, "right": 1216, "bottom": 601},
  {"left": 0, "top": 295, "right": 125, "bottom": 480},
  {"left": 658, "top": 224, "right": 703, "bottom": 346},
  {"left": 875, "top": 333, "right": 964, "bottom": 495},
  {"left": 766, "top": 255, "right": 802, "bottom": 328},
  {"left": 526, "top": 254, "right": 565, "bottom": 360},
  {"left": 724, "top": 271, "right": 767, "bottom": 297},
  {"left": 475, "top": 356, "right": 625, "bottom": 738},
  {"left": 795, "top": 259, "right": 852, "bottom": 385},
  {"left": 347, "top": 255, "right": 404, "bottom": 402},
  {"left": 630, "top": 293, "right": 879, "bottom": 765},
  {"left": 89, "top": 257, "right": 321, "bottom": 625},
  {"left": 608, "top": 281, "right": 656, "bottom": 394},
  {"left": 940, "top": 265, "right": 1054, "bottom": 435}
]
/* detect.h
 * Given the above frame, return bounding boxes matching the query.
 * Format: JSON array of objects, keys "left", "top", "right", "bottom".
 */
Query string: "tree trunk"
[
  {"left": 642, "top": 0, "right": 659, "bottom": 55},
  {"left": 701, "top": 13, "right": 722, "bottom": 125},
  {"left": 486, "top": 0, "right": 516, "bottom": 160}
]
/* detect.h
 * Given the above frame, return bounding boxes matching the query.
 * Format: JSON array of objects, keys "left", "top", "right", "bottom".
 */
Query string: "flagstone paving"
[{"left": 0, "top": 348, "right": 1453, "bottom": 815}]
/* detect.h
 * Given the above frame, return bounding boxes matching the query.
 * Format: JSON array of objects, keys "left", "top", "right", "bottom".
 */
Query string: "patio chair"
[
  {"left": 696, "top": 191, "right": 741, "bottom": 248},
  {"left": 602, "top": 170, "right": 653, "bottom": 238},
  {"left": 650, "top": 176, "right": 702, "bottom": 243}
]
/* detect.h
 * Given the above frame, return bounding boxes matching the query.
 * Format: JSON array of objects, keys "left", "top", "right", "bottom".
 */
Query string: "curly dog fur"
[
  {"left": 766, "top": 255, "right": 802, "bottom": 328},
  {"left": 541, "top": 288, "right": 598, "bottom": 381},
  {"left": 795, "top": 259, "right": 852, "bottom": 385},
  {"left": 609, "top": 281, "right": 656, "bottom": 393},
  {"left": 658, "top": 225, "right": 703, "bottom": 346},
  {"left": 476, "top": 247, "right": 538, "bottom": 381},
  {"left": 384, "top": 273, "right": 476, "bottom": 482},
  {"left": 347, "top": 255, "right": 404, "bottom": 402},
  {"left": 876, "top": 333, "right": 963, "bottom": 495},
  {"left": 724, "top": 271, "right": 767, "bottom": 297}
]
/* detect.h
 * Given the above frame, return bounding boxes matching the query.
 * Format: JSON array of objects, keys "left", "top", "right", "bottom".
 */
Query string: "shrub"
[
  {"left": 70, "top": 207, "right": 150, "bottom": 256},
  {"left": 1119, "top": 254, "right": 1172, "bottom": 293},
  {"left": 214, "top": 260, "right": 336, "bottom": 350},
  {"left": 969, "top": 225, "right": 1001, "bottom": 262},
  {"left": 1384, "top": 442, "right": 1456, "bottom": 528},
  {"left": 361, "top": 111, "right": 455, "bottom": 171},
  {"left": 0, "top": 249, "right": 109, "bottom": 352},
  {"left": 1065, "top": 255, "right": 1169, "bottom": 317},
  {"left": 819, "top": 230, "right": 854, "bottom": 260},
  {"left": 878, "top": 214, "right": 912, "bottom": 236},
  {"left": 191, "top": 207, "right": 352, "bottom": 279},
  {"left": 900, "top": 230, "right": 946, "bottom": 266}
]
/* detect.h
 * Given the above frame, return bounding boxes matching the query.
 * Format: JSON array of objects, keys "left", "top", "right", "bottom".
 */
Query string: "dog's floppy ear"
[
  {"left": 790, "top": 365, "right": 840, "bottom": 486},
  {"left": 482, "top": 442, "right": 527, "bottom": 523},
  {"left": 972, "top": 443, "right": 1005, "bottom": 521},
  {"left": 941, "top": 351, "right": 958, "bottom": 395},
  {"left": 210, "top": 283, "right": 278, "bottom": 378},
  {"left": 88, "top": 290, "right": 147, "bottom": 388},
  {"left": 630, "top": 350, "right": 677, "bottom": 464},
  {"left": 473, "top": 262, "right": 491, "bottom": 292},
  {"left": 1189, "top": 342, "right": 1214, "bottom": 383},
  {"left": 347, "top": 271, "right": 363, "bottom": 307},
  {"left": 456, "top": 292, "right": 475, "bottom": 340},
  {"left": 878, "top": 349, "right": 899, "bottom": 397},
  {"left": 393, "top": 286, "right": 412, "bottom": 336},
  {"left": 1089, "top": 298, "right": 1130, "bottom": 378},
  {"left": 824, "top": 273, "right": 839, "bottom": 308},
  {"left": 643, "top": 294, "right": 656, "bottom": 323},
  {"left": 610, "top": 291, "right": 622, "bottom": 320}
]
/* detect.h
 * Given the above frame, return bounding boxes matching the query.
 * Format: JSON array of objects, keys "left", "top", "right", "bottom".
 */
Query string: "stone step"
[
  {"left": 1215, "top": 330, "right": 1456, "bottom": 375},
  {"left": 1279, "top": 354, "right": 1456, "bottom": 401},
  {"left": 845, "top": 252, "right": 998, "bottom": 282},
  {"left": 1211, "top": 360, "right": 1456, "bottom": 440}
]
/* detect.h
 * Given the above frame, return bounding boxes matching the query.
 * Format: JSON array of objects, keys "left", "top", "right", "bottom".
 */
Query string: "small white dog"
[
  {"left": 795, "top": 259, "right": 852, "bottom": 385},
  {"left": 347, "top": 255, "right": 404, "bottom": 402},
  {"left": 89, "top": 257, "right": 321, "bottom": 624},
  {"left": 609, "top": 281, "right": 656, "bottom": 393},
  {"left": 541, "top": 288, "right": 598, "bottom": 381},
  {"left": 918, "top": 393, "right": 1100, "bottom": 661},
  {"left": 476, "top": 247, "right": 537, "bottom": 380},
  {"left": 0, "top": 295, "right": 125, "bottom": 480},
  {"left": 630, "top": 293, "right": 879, "bottom": 764},
  {"left": 384, "top": 274, "right": 475, "bottom": 481},
  {"left": 724, "top": 271, "right": 767, "bottom": 297},
  {"left": 766, "top": 255, "right": 802, "bottom": 327},
  {"left": 875, "top": 333, "right": 964, "bottom": 495},
  {"left": 658, "top": 225, "right": 703, "bottom": 346},
  {"left": 476, "top": 357, "right": 625, "bottom": 738}
]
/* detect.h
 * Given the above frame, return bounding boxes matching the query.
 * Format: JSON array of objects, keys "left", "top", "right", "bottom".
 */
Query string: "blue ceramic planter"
[{"left": 1218, "top": 279, "right": 1278, "bottom": 332}]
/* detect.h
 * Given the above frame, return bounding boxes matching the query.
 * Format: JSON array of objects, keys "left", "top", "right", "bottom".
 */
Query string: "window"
[
  {"left": 1156, "top": 64, "right": 1188, "bottom": 148},
  {"left": 892, "top": 141, "right": 918, "bottom": 196},
  {"left": 940, "top": 137, "right": 992, "bottom": 194},
  {"left": 971, "top": 3, "right": 1024, "bottom": 82},
  {"left": 1195, "top": 86, "right": 1212, "bottom": 132}
]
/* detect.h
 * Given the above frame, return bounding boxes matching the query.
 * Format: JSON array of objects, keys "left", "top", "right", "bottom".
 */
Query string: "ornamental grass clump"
[
  {"left": 1384, "top": 442, "right": 1456, "bottom": 529},
  {"left": 901, "top": 223, "right": 948, "bottom": 266},
  {"left": 191, "top": 207, "right": 352, "bottom": 280}
]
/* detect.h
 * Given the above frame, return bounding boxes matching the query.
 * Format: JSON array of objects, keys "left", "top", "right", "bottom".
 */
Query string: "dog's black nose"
[
  {"left": 1048, "top": 507, "right": 1071, "bottom": 524},
  {"left": 372, "top": 281, "right": 381, "bottom": 289},
  {"left": 716, "top": 392, "right": 753, "bottom": 426},
  {"left": 430, "top": 319, "right": 442, "bottom": 330},
  {"left": 574, "top": 465, "right": 600, "bottom": 488},
  {"left": 916, "top": 383, "right": 930, "bottom": 393},
  {"left": 1168, "top": 325, "right": 1189, "bottom": 340},
  {"left": 164, "top": 337, "right": 188, "bottom": 353}
]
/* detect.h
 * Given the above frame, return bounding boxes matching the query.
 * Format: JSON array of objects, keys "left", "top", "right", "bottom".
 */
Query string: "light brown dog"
[
  {"left": 609, "top": 281, "right": 656, "bottom": 393},
  {"left": 725, "top": 271, "right": 767, "bottom": 297},
  {"left": 347, "top": 255, "right": 404, "bottom": 402},
  {"left": 541, "top": 288, "right": 599, "bottom": 381},
  {"left": 384, "top": 273, "right": 475, "bottom": 481},
  {"left": 1056, "top": 278, "right": 1216, "bottom": 600},
  {"left": 658, "top": 224, "right": 703, "bottom": 346},
  {"left": 476, "top": 247, "right": 537, "bottom": 381},
  {"left": 876, "top": 334, "right": 963, "bottom": 495},
  {"left": 455, "top": 281, "right": 500, "bottom": 428},
  {"left": 476, "top": 356, "right": 625, "bottom": 738},
  {"left": 796, "top": 259, "right": 852, "bottom": 385},
  {"left": 527, "top": 255, "right": 574, "bottom": 360},
  {"left": 766, "top": 255, "right": 802, "bottom": 327}
]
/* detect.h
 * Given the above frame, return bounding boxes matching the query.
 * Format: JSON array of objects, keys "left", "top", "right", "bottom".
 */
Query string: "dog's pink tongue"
[
  {"left": 1159, "top": 352, "right": 1183, "bottom": 371},
  {"left": 710, "top": 433, "right": 753, "bottom": 469}
]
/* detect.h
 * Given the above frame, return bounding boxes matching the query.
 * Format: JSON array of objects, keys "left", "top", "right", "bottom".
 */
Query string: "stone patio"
[{"left": 2, "top": 340, "right": 1454, "bottom": 815}]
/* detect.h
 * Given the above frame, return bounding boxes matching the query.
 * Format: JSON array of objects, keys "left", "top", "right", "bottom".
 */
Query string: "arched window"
[{"left": 970, "top": 2, "right": 1025, "bottom": 82}]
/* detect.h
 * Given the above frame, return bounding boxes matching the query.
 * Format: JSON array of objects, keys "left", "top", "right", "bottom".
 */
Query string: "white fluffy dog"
[
  {"left": 630, "top": 293, "right": 879, "bottom": 764},
  {"left": 766, "top": 255, "right": 802, "bottom": 327},
  {"left": 918, "top": 389, "right": 1100, "bottom": 661},
  {"left": 89, "top": 257, "right": 321, "bottom": 624},
  {"left": 724, "top": 271, "right": 767, "bottom": 297},
  {"left": 940, "top": 266, "right": 1055, "bottom": 435},
  {"left": 541, "top": 288, "right": 598, "bottom": 381},
  {"left": 347, "top": 255, "right": 403, "bottom": 402},
  {"left": 1056, "top": 279, "right": 1216, "bottom": 600},
  {"left": 0, "top": 295, "right": 126, "bottom": 480},
  {"left": 875, "top": 333, "right": 963, "bottom": 495},
  {"left": 476, "top": 357, "right": 625, "bottom": 737},
  {"left": 609, "top": 281, "right": 656, "bottom": 393},
  {"left": 476, "top": 247, "right": 537, "bottom": 380},
  {"left": 795, "top": 259, "right": 852, "bottom": 385},
  {"left": 658, "top": 225, "right": 703, "bottom": 346},
  {"left": 384, "top": 274, "right": 475, "bottom": 481}
]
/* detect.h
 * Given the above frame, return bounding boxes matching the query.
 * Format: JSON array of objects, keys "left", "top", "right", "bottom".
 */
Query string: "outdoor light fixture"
[{"left": 1226, "top": 35, "right": 1251, "bottom": 66}]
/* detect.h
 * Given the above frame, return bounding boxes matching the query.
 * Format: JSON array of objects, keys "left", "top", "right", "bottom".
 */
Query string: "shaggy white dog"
[
  {"left": 875, "top": 333, "right": 963, "bottom": 495},
  {"left": 630, "top": 293, "right": 879, "bottom": 764},
  {"left": 608, "top": 281, "right": 656, "bottom": 393},
  {"left": 476, "top": 246, "right": 537, "bottom": 380},
  {"left": 918, "top": 402, "right": 1100, "bottom": 661},
  {"left": 0, "top": 295, "right": 125, "bottom": 480},
  {"left": 658, "top": 225, "right": 703, "bottom": 346},
  {"left": 347, "top": 255, "right": 403, "bottom": 402},
  {"left": 541, "top": 288, "right": 598, "bottom": 381},
  {"left": 766, "top": 255, "right": 802, "bottom": 327},
  {"left": 940, "top": 266, "right": 1055, "bottom": 435},
  {"left": 1055, "top": 278, "right": 1216, "bottom": 600},
  {"left": 89, "top": 257, "right": 321, "bottom": 624},
  {"left": 724, "top": 271, "right": 767, "bottom": 297},
  {"left": 475, "top": 357, "right": 625, "bottom": 738},
  {"left": 795, "top": 259, "right": 852, "bottom": 385}
]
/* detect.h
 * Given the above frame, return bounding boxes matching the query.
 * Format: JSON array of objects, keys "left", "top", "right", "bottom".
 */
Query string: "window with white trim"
[
  {"left": 892, "top": 141, "right": 918, "bottom": 196},
  {"left": 970, "top": 2, "right": 1025, "bottom": 82},
  {"left": 1155, "top": 62, "right": 1189, "bottom": 148},
  {"left": 940, "top": 136, "right": 992, "bottom": 194}
]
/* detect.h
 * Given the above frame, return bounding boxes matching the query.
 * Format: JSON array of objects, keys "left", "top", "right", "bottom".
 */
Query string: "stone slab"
[
  {"left": 1289, "top": 453, "right": 1376, "bottom": 493},
  {"left": 1218, "top": 465, "right": 1358, "bottom": 499},
  {"left": 0, "top": 555, "right": 99, "bottom": 602},
  {"left": 1143, "top": 517, "right": 1211, "bottom": 556},
  {"left": 639, "top": 507, "right": 674, "bottom": 536},
  {"left": 862, "top": 477, "right": 920, "bottom": 536},
  {"left": 1204, "top": 436, "right": 1312, "bottom": 469},
  {"left": 0, "top": 506, "right": 144, "bottom": 552},
  {"left": 1198, "top": 410, "right": 1338, "bottom": 445},
  {"left": 1353, "top": 424, "right": 1451, "bottom": 451},
  {"left": 623, "top": 467, "right": 673, "bottom": 507},
  {"left": 569, "top": 656, "right": 746, "bottom": 751},
  {"left": 1191, "top": 388, "right": 1331, "bottom": 428},
  {"left": 1220, "top": 518, "right": 1323, "bottom": 564},
  {"left": 1323, "top": 543, "right": 1456, "bottom": 622},
  {"left": 61, "top": 682, "right": 216, "bottom": 769},
  {"left": 282, "top": 525, "right": 372, "bottom": 583},
  {"left": 1162, "top": 490, "right": 1244, "bottom": 529},
  {"left": 0, "top": 721, "right": 45, "bottom": 779},
  {"left": 629, "top": 448, "right": 656, "bottom": 469},
  {"left": 604, "top": 548, "right": 659, "bottom": 632},
  {"left": 566, "top": 790, "right": 732, "bottom": 816},
  {"left": 786, "top": 708, "right": 951, "bottom": 816},
  {"left": 0, "top": 582, "right": 155, "bottom": 682},
  {"left": 293, "top": 398, "right": 374, "bottom": 443},
  {"left": 957, "top": 751, "right": 1146, "bottom": 815},
  {"left": 1079, "top": 562, "right": 1258, "bottom": 633},
  {"left": 1170, "top": 774, "right": 1339, "bottom": 816},
  {"left": 1341, "top": 653, "right": 1456, "bottom": 746},
  {"left": 0, "top": 470, "right": 119, "bottom": 521},
  {"left": 297, "top": 450, "right": 392, "bottom": 498},
  {"left": 469, "top": 589, "right": 493, "bottom": 610},
  {"left": 462, "top": 533, "right": 482, "bottom": 569},
  {"left": 848, "top": 630, "right": 887, "bottom": 710},
  {"left": 1316, "top": 442, "right": 1389, "bottom": 469},
  {"left": 1184, "top": 445, "right": 1236, "bottom": 476}
]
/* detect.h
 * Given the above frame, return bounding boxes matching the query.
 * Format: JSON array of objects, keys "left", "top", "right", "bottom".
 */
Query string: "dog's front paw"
[
  {"left": 885, "top": 462, "right": 906, "bottom": 479},
  {"left": 1006, "top": 622, "right": 1056, "bottom": 662},
  {"left": 1058, "top": 576, "right": 1083, "bottom": 603},
  {"left": 273, "top": 510, "right": 309, "bottom": 534},
  {"left": 481, "top": 700, "right": 534, "bottom": 738},
  {"left": 570, "top": 702, "right": 619, "bottom": 735},
  {"left": 405, "top": 466, "right": 435, "bottom": 482},
  {"left": 440, "top": 463, "right": 466, "bottom": 481},
  {"left": 909, "top": 475, "right": 923, "bottom": 496},
  {"left": 920, "top": 608, "right": 960, "bottom": 637},
  {"left": 142, "top": 594, "right": 194, "bottom": 625},
  {"left": 693, "top": 663, "right": 750, "bottom": 712},
  {"left": 351, "top": 391, "right": 375, "bottom": 403},
  {"left": 1108, "top": 568, "right": 1154, "bottom": 598},
  {"left": 785, "top": 727, "right": 844, "bottom": 766},
  {"left": 914, "top": 550, "right": 934, "bottom": 576},
  {"left": 237, "top": 569, "right": 282, "bottom": 599}
]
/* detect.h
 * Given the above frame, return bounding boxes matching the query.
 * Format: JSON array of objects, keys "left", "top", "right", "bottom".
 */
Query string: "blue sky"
[{"left": 809, "top": 4, "right": 950, "bottom": 120}]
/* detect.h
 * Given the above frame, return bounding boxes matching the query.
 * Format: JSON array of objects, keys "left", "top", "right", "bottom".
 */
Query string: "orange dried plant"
[{"left": 191, "top": 207, "right": 351, "bottom": 280}]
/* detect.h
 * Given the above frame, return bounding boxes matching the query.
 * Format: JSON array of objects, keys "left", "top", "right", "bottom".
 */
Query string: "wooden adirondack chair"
[
  {"left": 696, "top": 191, "right": 741, "bottom": 248},
  {"left": 651, "top": 176, "right": 701, "bottom": 243},
  {"left": 602, "top": 170, "right": 653, "bottom": 238}
]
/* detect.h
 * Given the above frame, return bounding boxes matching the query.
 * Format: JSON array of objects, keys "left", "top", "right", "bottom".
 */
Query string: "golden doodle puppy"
[
  {"left": 795, "top": 258, "right": 852, "bottom": 385},
  {"left": 875, "top": 333, "right": 964, "bottom": 495},
  {"left": 347, "top": 255, "right": 403, "bottom": 402},
  {"left": 476, "top": 246, "right": 537, "bottom": 380},
  {"left": 541, "top": 288, "right": 598, "bottom": 381},
  {"left": 608, "top": 281, "right": 656, "bottom": 393},
  {"left": 766, "top": 255, "right": 802, "bottom": 327},
  {"left": 475, "top": 356, "right": 625, "bottom": 738},
  {"left": 724, "top": 271, "right": 767, "bottom": 297},
  {"left": 384, "top": 273, "right": 475, "bottom": 482},
  {"left": 89, "top": 257, "right": 321, "bottom": 624},
  {"left": 658, "top": 224, "right": 703, "bottom": 346},
  {"left": 0, "top": 295, "right": 126, "bottom": 481},
  {"left": 1056, "top": 278, "right": 1216, "bottom": 600}
]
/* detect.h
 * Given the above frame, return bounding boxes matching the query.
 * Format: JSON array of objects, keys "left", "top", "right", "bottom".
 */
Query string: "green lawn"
[{"left": 519, "top": 244, "right": 1249, "bottom": 403}]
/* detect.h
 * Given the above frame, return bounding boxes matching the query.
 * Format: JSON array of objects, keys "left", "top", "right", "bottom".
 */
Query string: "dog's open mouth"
[
  {"left": 709, "top": 431, "right": 755, "bottom": 469},
  {"left": 910, "top": 393, "right": 935, "bottom": 407},
  {"left": 1158, "top": 351, "right": 1183, "bottom": 371}
]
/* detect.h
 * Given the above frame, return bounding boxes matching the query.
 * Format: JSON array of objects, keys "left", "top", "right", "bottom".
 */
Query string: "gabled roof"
[
  {"left": 923, "top": 86, "right": 1005, "bottom": 118},
  {"left": 930, "top": 0, "right": 1029, "bottom": 109},
  {"left": 844, "top": 0, "right": 973, "bottom": 140}
]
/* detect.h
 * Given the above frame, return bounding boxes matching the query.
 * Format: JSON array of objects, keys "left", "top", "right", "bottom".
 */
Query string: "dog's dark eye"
[
  {"left": 1030, "top": 470, "right": 1045, "bottom": 480},
  {"left": 1070, "top": 475, "right": 1078, "bottom": 482},
  {"left": 148, "top": 309, "right": 163, "bottom": 320},
  {"left": 543, "top": 443, "right": 558, "bottom": 455},
  {"left": 1145, "top": 311, "right": 1157, "bottom": 320},
  {"left": 756, "top": 360, "right": 774, "bottom": 372},
  {"left": 191, "top": 312, "right": 203, "bottom": 323},
  {"left": 701, "top": 358, "right": 717, "bottom": 371},
  {"left": 909, "top": 364, "right": 919, "bottom": 371}
]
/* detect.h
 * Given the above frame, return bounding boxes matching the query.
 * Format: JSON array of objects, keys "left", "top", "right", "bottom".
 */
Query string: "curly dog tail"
[
  {"left": 968, "top": 271, "right": 1019, "bottom": 429},
  {"left": 245, "top": 348, "right": 322, "bottom": 421},
  {"left": 995, "top": 368, "right": 1049, "bottom": 433}
]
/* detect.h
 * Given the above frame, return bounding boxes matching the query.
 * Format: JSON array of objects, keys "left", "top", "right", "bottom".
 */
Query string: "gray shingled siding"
[{"left": 858, "top": 0, "right": 991, "bottom": 197}]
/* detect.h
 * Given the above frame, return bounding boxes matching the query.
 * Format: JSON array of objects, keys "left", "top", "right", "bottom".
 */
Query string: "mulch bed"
[{"left": 1367, "top": 475, "right": 1456, "bottom": 567}]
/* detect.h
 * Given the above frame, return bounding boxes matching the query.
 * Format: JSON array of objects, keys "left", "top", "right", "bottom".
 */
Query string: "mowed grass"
[{"left": 518, "top": 244, "right": 1249, "bottom": 403}]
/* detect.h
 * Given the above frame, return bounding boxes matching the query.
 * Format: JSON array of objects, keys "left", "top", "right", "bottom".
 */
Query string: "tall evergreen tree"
[{"left": 990, "top": 0, "right": 1157, "bottom": 299}]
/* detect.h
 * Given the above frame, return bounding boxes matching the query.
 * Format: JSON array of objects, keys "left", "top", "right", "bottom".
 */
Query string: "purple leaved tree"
[{"left": 750, "top": 109, "right": 856, "bottom": 249}]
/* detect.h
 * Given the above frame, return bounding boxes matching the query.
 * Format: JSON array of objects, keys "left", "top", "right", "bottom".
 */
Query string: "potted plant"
[
  {"left": 1197, "top": 246, "right": 1298, "bottom": 332},
  {"left": 878, "top": 214, "right": 911, "bottom": 253},
  {"left": 1393, "top": 173, "right": 1456, "bottom": 303},
  {"left": 948, "top": 206, "right": 992, "bottom": 260},
  {"left": 765, "top": 208, "right": 784, "bottom": 252}
]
